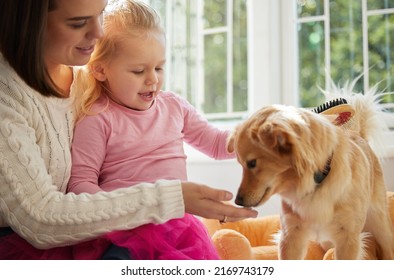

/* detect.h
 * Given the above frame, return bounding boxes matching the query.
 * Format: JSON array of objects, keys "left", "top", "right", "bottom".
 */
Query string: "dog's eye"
[{"left": 246, "top": 159, "right": 257, "bottom": 169}]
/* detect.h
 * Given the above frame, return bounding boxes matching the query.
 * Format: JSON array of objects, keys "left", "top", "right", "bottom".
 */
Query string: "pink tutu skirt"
[
  {"left": 105, "top": 214, "right": 219, "bottom": 260},
  {"left": 0, "top": 214, "right": 218, "bottom": 260}
]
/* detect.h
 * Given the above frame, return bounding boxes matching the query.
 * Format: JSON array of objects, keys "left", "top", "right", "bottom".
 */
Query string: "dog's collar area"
[{"left": 314, "top": 155, "right": 332, "bottom": 185}]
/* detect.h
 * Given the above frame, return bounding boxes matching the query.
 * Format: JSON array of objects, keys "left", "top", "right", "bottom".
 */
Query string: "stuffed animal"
[{"left": 203, "top": 191, "right": 394, "bottom": 260}]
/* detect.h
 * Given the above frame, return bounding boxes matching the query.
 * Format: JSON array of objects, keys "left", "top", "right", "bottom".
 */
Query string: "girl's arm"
[{"left": 180, "top": 95, "right": 234, "bottom": 160}]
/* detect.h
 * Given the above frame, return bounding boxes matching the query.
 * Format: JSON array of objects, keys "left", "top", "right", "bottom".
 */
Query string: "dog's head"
[{"left": 228, "top": 105, "right": 339, "bottom": 207}]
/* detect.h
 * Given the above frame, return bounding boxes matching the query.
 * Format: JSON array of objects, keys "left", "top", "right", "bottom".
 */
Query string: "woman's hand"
[{"left": 181, "top": 182, "right": 258, "bottom": 222}]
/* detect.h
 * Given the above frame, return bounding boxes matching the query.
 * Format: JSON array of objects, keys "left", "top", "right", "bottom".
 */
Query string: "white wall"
[{"left": 186, "top": 144, "right": 394, "bottom": 217}]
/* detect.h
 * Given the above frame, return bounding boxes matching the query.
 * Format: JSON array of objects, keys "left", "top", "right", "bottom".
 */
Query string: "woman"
[{"left": 0, "top": 0, "right": 257, "bottom": 259}]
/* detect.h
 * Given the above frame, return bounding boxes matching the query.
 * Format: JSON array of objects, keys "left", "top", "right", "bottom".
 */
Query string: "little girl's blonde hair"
[{"left": 73, "top": 0, "right": 163, "bottom": 121}]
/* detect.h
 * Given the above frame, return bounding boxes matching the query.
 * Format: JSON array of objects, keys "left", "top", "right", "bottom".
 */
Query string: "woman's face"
[{"left": 45, "top": 0, "right": 108, "bottom": 68}]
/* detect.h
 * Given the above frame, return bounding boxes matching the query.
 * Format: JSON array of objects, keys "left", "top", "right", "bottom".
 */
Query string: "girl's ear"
[{"left": 90, "top": 63, "right": 107, "bottom": 82}]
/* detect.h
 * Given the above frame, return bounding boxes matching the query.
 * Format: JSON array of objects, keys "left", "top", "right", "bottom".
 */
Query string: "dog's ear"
[
  {"left": 226, "top": 125, "right": 239, "bottom": 153},
  {"left": 226, "top": 133, "right": 235, "bottom": 153},
  {"left": 251, "top": 122, "right": 292, "bottom": 154}
]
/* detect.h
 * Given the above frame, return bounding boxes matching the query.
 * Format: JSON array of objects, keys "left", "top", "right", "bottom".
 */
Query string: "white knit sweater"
[{"left": 0, "top": 54, "right": 184, "bottom": 249}]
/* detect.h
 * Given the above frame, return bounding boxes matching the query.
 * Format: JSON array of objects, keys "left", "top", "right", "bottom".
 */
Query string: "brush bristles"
[{"left": 313, "top": 98, "right": 348, "bottom": 114}]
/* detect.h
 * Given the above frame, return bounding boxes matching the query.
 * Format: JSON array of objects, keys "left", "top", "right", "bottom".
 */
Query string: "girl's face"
[
  {"left": 99, "top": 31, "right": 166, "bottom": 111},
  {"left": 45, "top": 0, "right": 108, "bottom": 68}
]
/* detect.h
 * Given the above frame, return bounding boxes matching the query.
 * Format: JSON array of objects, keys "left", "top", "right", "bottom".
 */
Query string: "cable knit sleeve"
[{"left": 0, "top": 61, "right": 184, "bottom": 249}]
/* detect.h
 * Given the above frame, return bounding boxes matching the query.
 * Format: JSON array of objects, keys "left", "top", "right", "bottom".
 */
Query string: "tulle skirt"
[
  {"left": 105, "top": 214, "right": 219, "bottom": 260},
  {"left": 0, "top": 214, "right": 218, "bottom": 260}
]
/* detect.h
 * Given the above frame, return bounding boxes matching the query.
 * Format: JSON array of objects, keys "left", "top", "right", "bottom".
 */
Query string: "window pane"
[
  {"left": 149, "top": 0, "right": 199, "bottom": 105},
  {"left": 330, "top": 0, "right": 364, "bottom": 91},
  {"left": 233, "top": 0, "right": 248, "bottom": 112},
  {"left": 368, "top": 0, "right": 394, "bottom": 10},
  {"left": 297, "top": 0, "right": 325, "bottom": 18},
  {"left": 369, "top": 13, "right": 394, "bottom": 103},
  {"left": 204, "top": 0, "right": 227, "bottom": 29},
  {"left": 169, "top": 1, "right": 198, "bottom": 104},
  {"left": 298, "top": 21, "right": 325, "bottom": 107},
  {"left": 149, "top": 0, "right": 248, "bottom": 118},
  {"left": 204, "top": 33, "right": 227, "bottom": 113}
]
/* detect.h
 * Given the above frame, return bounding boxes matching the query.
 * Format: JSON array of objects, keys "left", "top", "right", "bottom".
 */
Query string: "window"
[
  {"left": 144, "top": 0, "right": 394, "bottom": 126},
  {"left": 294, "top": 0, "right": 394, "bottom": 109},
  {"left": 146, "top": 0, "right": 248, "bottom": 120}
]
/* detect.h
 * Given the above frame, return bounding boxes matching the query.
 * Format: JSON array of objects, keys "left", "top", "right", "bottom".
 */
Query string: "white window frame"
[
  {"left": 247, "top": 0, "right": 299, "bottom": 108},
  {"left": 197, "top": 0, "right": 240, "bottom": 119}
]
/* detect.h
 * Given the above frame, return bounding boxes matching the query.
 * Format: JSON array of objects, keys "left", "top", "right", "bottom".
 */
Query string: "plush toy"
[{"left": 203, "top": 191, "right": 394, "bottom": 260}]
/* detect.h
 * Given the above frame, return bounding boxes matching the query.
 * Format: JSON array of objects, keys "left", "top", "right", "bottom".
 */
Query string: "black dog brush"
[
  {"left": 312, "top": 98, "right": 348, "bottom": 114},
  {"left": 313, "top": 97, "right": 355, "bottom": 126}
]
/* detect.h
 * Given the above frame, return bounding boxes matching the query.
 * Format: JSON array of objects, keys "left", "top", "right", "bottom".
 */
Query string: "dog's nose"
[{"left": 235, "top": 195, "right": 244, "bottom": 206}]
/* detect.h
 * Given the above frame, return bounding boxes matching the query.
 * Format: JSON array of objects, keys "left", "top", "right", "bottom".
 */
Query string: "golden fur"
[{"left": 227, "top": 88, "right": 394, "bottom": 259}]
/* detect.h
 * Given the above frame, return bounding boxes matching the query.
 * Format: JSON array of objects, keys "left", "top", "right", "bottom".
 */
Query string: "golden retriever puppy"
[{"left": 227, "top": 88, "right": 394, "bottom": 260}]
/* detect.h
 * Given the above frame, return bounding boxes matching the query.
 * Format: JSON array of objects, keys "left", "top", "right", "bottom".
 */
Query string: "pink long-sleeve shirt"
[{"left": 68, "top": 91, "right": 233, "bottom": 194}]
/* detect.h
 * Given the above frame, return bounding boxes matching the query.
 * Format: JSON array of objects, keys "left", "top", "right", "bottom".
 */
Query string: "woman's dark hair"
[{"left": 0, "top": 0, "right": 64, "bottom": 97}]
